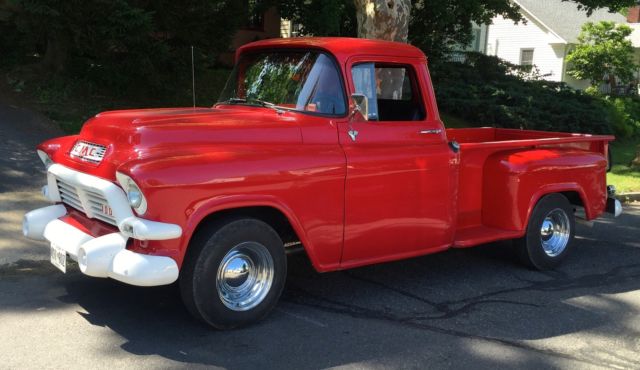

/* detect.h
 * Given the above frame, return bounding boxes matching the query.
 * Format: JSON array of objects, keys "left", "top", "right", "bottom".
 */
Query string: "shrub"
[
  {"left": 431, "top": 53, "right": 614, "bottom": 135},
  {"left": 3, "top": 1, "right": 244, "bottom": 97},
  {"left": 604, "top": 96, "right": 640, "bottom": 138}
]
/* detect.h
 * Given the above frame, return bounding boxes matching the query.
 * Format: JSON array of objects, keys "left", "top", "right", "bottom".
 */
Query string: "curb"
[{"left": 619, "top": 192, "right": 640, "bottom": 204}]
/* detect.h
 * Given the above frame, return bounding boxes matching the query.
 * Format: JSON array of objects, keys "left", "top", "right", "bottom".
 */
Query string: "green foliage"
[
  {"left": 28, "top": 68, "right": 232, "bottom": 134},
  {"left": 603, "top": 96, "right": 640, "bottom": 138},
  {"left": 1, "top": 0, "right": 244, "bottom": 95},
  {"left": 431, "top": 53, "right": 614, "bottom": 135},
  {"left": 566, "top": 21, "right": 638, "bottom": 87},
  {"left": 277, "top": 0, "right": 356, "bottom": 37},
  {"left": 570, "top": 0, "right": 639, "bottom": 15}
]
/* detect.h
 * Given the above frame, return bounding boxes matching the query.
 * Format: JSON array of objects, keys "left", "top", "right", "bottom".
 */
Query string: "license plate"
[
  {"left": 50, "top": 244, "right": 67, "bottom": 273},
  {"left": 70, "top": 141, "right": 106, "bottom": 163}
]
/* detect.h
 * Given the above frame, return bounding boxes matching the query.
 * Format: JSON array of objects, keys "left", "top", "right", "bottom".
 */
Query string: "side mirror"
[{"left": 350, "top": 93, "right": 369, "bottom": 121}]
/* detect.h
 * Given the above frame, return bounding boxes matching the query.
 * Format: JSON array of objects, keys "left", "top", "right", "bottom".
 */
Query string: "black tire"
[
  {"left": 516, "top": 193, "right": 576, "bottom": 270},
  {"left": 180, "top": 218, "right": 286, "bottom": 329}
]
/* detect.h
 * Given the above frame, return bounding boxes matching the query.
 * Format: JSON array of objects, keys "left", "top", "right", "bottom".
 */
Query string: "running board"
[{"left": 453, "top": 226, "right": 523, "bottom": 248}]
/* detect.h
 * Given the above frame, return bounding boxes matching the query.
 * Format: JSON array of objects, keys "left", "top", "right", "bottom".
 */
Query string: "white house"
[{"left": 482, "top": 0, "right": 640, "bottom": 90}]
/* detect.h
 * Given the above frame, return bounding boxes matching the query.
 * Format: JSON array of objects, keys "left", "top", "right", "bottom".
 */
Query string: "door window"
[{"left": 351, "top": 63, "right": 425, "bottom": 121}]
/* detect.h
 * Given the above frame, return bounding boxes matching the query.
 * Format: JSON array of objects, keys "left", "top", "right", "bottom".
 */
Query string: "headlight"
[
  {"left": 37, "top": 150, "right": 53, "bottom": 168},
  {"left": 127, "top": 183, "right": 143, "bottom": 208},
  {"left": 116, "top": 172, "right": 148, "bottom": 215}
]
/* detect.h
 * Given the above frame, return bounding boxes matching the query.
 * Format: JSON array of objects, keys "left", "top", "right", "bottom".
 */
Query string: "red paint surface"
[{"left": 38, "top": 38, "right": 614, "bottom": 273}]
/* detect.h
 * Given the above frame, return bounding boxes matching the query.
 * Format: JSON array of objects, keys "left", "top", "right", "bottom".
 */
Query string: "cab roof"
[{"left": 236, "top": 37, "right": 427, "bottom": 63}]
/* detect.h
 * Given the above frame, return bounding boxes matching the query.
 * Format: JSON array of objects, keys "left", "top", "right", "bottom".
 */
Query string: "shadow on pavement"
[{"left": 3, "top": 206, "right": 631, "bottom": 368}]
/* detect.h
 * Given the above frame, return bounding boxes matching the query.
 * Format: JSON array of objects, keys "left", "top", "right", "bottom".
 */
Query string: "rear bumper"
[
  {"left": 23, "top": 204, "right": 179, "bottom": 287},
  {"left": 606, "top": 197, "right": 623, "bottom": 218}
]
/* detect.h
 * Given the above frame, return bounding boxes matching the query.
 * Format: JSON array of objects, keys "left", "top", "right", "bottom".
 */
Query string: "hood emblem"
[{"left": 70, "top": 141, "right": 107, "bottom": 163}]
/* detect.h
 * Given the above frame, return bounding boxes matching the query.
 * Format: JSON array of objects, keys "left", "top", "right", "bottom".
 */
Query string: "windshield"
[{"left": 217, "top": 51, "right": 346, "bottom": 116}]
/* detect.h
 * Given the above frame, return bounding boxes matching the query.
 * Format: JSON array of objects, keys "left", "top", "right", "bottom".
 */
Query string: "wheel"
[
  {"left": 516, "top": 193, "right": 575, "bottom": 270},
  {"left": 180, "top": 218, "right": 286, "bottom": 329}
]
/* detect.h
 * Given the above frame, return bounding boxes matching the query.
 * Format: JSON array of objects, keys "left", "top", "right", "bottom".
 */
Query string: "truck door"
[{"left": 339, "top": 57, "right": 456, "bottom": 267}]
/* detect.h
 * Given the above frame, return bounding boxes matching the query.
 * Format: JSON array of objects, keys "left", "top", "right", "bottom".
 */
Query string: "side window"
[
  {"left": 295, "top": 54, "right": 346, "bottom": 116},
  {"left": 351, "top": 63, "right": 426, "bottom": 121}
]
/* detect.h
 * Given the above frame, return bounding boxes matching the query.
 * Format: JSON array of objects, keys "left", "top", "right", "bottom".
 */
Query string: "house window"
[
  {"left": 472, "top": 28, "right": 481, "bottom": 52},
  {"left": 520, "top": 48, "right": 534, "bottom": 69}
]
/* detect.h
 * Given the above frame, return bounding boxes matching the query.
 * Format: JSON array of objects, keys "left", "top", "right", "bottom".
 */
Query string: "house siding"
[{"left": 486, "top": 15, "right": 566, "bottom": 83}]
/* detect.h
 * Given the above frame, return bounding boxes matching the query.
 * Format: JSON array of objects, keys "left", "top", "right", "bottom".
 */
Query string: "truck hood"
[{"left": 41, "top": 106, "right": 303, "bottom": 181}]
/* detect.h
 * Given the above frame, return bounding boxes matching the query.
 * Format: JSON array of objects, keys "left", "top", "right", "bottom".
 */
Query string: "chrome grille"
[
  {"left": 55, "top": 178, "right": 117, "bottom": 226},
  {"left": 56, "top": 180, "right": 83, "bottom": 212}
]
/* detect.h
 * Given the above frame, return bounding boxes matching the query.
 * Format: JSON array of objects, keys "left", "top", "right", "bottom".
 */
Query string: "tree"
[
  {"left": 566, "top": 21, "right": 638, "bottom": 89},
  {"left": 278, "top": 0, "right": 356, "bottom": 37},
  {"left": 277, "top": 0, "right": 637, "bottom": 59},
  {"left": 2, "top": 0, "right": 245, "bottom": 91},
  {"left": 354, "top": 0, "right": 411, "bottom": 42}
]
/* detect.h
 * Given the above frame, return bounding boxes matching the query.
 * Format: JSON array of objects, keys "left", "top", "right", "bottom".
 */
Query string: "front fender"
[
  {"left": 181, "top": 195, "right": 326, "bottom": 271},
  {"left": 116, "top": 144, "right": 346, "bottom": 271}
]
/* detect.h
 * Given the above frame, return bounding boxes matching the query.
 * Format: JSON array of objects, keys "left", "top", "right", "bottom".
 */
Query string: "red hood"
[{"left": 39, "top": 106, "right": 303, "bottom": 181}]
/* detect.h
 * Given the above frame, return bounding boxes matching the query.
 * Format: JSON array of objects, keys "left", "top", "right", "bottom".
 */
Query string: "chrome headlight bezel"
[
  {"left": 116, "top": 172, "right": 148, "bottom": 215},
  {"left": 37, "top": 150, "right": 53, "bottom": 169}
]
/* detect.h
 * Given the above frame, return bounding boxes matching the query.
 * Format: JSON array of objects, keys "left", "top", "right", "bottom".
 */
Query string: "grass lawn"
[{"left": 608, "top": 140, "right": 640, "bottom": 194}]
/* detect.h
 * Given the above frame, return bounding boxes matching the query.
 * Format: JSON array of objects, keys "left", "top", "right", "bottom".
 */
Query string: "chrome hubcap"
[
  {"left": 216, "top": 242, "right": 274, "bottom": 311},
  {"left": 540, "top": 208, "right": 571, "bottom": 257}
]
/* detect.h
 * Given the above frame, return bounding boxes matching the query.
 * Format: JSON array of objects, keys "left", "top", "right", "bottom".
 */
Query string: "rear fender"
[{"left": 482, "top": 148, "right": 607, "bottom": 232}]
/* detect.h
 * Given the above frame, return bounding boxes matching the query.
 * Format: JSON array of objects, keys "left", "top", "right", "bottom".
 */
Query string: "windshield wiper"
[
  {"left": 247, "top": 98, "right": 279, "bottom": 109},
  {"left": 222, "top": 97, "right": 247, "bottom": 104},
  {"left": 220, "top": 97, "right": 282, "bottom": 112}
]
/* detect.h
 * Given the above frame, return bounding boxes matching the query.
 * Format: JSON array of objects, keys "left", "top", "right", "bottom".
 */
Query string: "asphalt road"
[
  {"left": 1, "top": 101, "right": 640, "bottom": 369},
  {"left": 0, "top": 100, "right": 62, "bottom": 264}
]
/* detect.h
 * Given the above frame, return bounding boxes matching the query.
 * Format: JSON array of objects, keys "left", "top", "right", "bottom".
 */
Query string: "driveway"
[
  {"left": 0, "top": 99, "right": 62, "bottom": 264},
  {"left": 1, "top": 101, "right": 639, "bottom": 369}
]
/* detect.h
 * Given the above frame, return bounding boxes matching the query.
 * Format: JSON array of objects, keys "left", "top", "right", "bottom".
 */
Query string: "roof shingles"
[{"left": 514, "top": 0, "right": 627, "bottom": 43}]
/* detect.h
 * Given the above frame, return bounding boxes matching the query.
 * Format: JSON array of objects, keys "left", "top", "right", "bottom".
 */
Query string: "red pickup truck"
[{"left": 24, "top": 37, "right": 622, "bottom": 329}]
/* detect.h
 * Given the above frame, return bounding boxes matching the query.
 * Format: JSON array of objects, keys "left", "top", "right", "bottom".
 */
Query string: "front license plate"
[{"left": 50, "top": 244, "right": 67, "bottom": 273}]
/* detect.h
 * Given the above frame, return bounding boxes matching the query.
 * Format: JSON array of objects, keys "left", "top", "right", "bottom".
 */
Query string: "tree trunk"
[
  {"left": 354, "top": 0, "right": 411, "bottom": 42},
  {"left": 354, "top": 0, "right": 411, "bottom": 100}
]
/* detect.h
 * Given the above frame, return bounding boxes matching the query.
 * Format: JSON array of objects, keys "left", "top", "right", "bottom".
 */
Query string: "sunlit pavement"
[{"left": 2, "top": 102, "right": 640, "bottom": 369}]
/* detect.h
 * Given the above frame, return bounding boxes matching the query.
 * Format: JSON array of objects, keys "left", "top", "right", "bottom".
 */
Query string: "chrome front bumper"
[{"left": 606, "top": 197, "right": 623, "bottom": 218}]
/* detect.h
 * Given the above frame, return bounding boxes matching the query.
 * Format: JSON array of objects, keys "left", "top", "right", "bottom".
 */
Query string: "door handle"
[{"left": 419, "top": 129, "right": 443, "bottom": 135}]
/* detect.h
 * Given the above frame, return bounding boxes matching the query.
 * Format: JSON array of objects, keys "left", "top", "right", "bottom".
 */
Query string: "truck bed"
[
  {"left": 446, "top": 127, "right": 614, "bottom": 246},
  {"left": 446, "top": 127, "right": 612, "bottom": 148}
]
